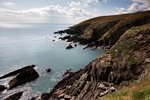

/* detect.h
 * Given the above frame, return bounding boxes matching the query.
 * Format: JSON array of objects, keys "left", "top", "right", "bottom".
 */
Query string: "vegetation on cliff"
[
  {"left": 63, "top": 11, "right": 150, "bottom": 47},
  {"left": 34, "top": 11, "right": 150, "bottom": 100}
]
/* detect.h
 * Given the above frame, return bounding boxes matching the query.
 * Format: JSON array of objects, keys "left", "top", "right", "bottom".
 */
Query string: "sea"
[{"left": 0, "top": 23, "right": 104, "bottom": 99}]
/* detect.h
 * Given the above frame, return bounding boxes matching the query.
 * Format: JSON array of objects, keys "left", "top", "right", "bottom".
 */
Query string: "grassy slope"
[
  {"left": 99, "top": 24, "right": 150, "bottom": 100},
  {"left": 69, "top": 11, "right": 150, "bottom": 45},
  {"left": 47, "top": 11, "right": 150, "bottom": 100},
  {"left": 101, "top": 77, "right": 150, "bottom": 100}
]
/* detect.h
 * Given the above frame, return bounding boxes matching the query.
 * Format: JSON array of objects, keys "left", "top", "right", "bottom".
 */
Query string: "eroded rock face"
[
  {"left": 4, "top": 91, "right": 23, "bottom": 100},
  {"left": 8, "top": 67, "right": 39, "bottom": 89},
  {"left": 48, "top": 24, "right": 150, "bottom": 100}
]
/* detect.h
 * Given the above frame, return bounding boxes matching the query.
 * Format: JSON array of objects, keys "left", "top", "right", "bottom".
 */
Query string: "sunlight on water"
[{"left": 0, "top": 23, "right": 104, "bottom": 99}]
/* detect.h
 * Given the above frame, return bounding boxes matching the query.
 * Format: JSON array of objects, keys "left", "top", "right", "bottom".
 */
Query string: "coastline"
[{"left": 0, "top": 10, "right": 150, "bottom": 100}]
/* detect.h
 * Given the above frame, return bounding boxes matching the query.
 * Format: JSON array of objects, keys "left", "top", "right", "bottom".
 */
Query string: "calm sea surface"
[{"left": 0, "top": 23, "right": 104, "bottom": 99}]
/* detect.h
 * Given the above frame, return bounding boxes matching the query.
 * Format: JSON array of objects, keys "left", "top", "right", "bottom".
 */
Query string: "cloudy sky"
[{"left": 0, "top": 0, "right": 149, "bottom": 24}]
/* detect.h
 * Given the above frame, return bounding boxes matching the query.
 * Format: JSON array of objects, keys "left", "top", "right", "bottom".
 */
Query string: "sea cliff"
[{"left": 35, "top": 11, "right": 150, "bottom": 100}]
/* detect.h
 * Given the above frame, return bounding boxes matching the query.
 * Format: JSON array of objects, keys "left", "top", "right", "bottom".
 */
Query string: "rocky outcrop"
[
  {"left": 4, "top": 91, "right": 23, "bottom": 100},
  {"left": 47, "top": 24, "right": 150, "bottom": 100},
  {"left": 0, "top": 65, "right": 36, "bottom": 79},
  {"left": 55, "top": 11, "right": 150, "bottom": 49},
  {"left": 8, "top": 66, "right": 39, "bottom": 89}
]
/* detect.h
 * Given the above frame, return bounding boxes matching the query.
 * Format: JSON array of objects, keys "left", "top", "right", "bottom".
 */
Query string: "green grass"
[
  {"left": 100, "top": 78, "right": 150, "bottom": 100},
  {"left": 132, "top": 89, "right": 150, "bottom": 100}
]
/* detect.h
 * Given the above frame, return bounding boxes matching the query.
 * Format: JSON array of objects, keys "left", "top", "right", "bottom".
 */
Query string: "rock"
[
  {"left": 145, "top": 58, "right": 150, "bottom": 63},
  {"left": 62, "top": 69, "right": 74, "bottom": 77},
  {"left": 74, "top": 44, "right": 77, "bottom": 47},
  {"left": 98, "top": 83, "right": 107, "bottom": 90},
  {"left": 109, "top": 87, "right": 117, "bottom": 92},
  {"left": 4, "top": 91, "right": 23, "bottom": 100},
  {"left": 52, "top": 40, "right": 55, "bottom": 41},
  {"left": 54, "top": 30, "right": 65, "bottom": 34},
  {"left": 58, "top": 93, "right": 65, "bottom": 98},
  {"left": 66, "top": 44, "right": 74, "bottom": 49},
  {"left": 0, "top": 85, "right": 6, "bottom": 92},
  {"left": 8, "top": 67, "right": 39, "bottom": 89},
  {"left": 64, "top": 95, "right": 71, "bottom": 99},
  {"left": 60, "top": 35, "right": 71, "bottom": 40},
  {"left": 100, "top": 90, "right": 109, "bottom": 97},
  {"left": 70, "top": 96, "right": 76, "bottom": 100},
  {"left": 0, "top": 65, "right": 36, "bottom": 79},
  {"left": 45, "top": 68, "right": 51, "bottom": 73}
]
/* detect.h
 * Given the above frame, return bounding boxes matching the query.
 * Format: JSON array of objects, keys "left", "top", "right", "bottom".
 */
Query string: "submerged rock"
[
  {"left": 45, "top": 68, "right": 51, "bottom": 73},
  {"left": 74, "top": 44, "right": 77, "bottom": 47},
  {"left": 0, "top": 85, "right": 6, "bottom": 92},
  {"left": 66, "top": 44, "right": 74, "bottom": 49},
  {"left": 8, "top": 67, "right": 39, "bottom": 89},
  {"left": 4, "top": 91, "right": 23, "bottom": 100}
]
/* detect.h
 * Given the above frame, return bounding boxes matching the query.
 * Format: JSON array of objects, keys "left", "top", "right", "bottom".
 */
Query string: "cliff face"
[
  {"left": 35, "top": 11, "right": 150, "bottom": 100},
  {"left": 64, "top": 11, "right": 150, "bottom": 47},
  {"left": 48, "top": 24, "right": 150, "bottom": 100}
]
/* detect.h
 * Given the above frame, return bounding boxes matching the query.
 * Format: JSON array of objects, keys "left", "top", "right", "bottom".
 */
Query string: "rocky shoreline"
[
  {"left": 56, "top": 11, "right": 150, "bottom": 50},
  {"left": 33, "top": 11, "right": 150, "bottom": 100},
  {"left": 0, "top": 11, "right": 149, "bottom": 100},
  {"left": 0, "top": 65, "right": 39, "bottom": 100}
]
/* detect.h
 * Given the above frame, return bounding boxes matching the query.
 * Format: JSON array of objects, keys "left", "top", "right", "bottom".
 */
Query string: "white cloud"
[
  {"left": 131, "top": 0, "right": 150, "bottom": 5},
  {"left": 115, "top": 7, "right": 128, "bottom": 14},
  {"left": 82, "top": 0, "right": 107, "bottom": 3},
  {"left": 0, "top": 2, "right": 16, "bottom": 8},
  {"left": 128, "top": 3, "right": 139, "bottom": 12},
  {"left": 0, "top": 1, "right": 98, "bottom": 24},
  {"left": 114, "top": 0, "right": 150, "bottom": 14}
]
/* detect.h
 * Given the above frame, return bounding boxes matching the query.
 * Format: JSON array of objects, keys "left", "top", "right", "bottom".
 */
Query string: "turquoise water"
[{"left": 0, "top": 23, "right": 104, "bottom": 99}]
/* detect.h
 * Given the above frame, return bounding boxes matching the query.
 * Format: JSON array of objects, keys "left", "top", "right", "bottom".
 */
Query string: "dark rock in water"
[
  {"left": 0, "top": 65, "right": 36, "bottom": 79},
  {"left": 59, "top": 35, "right": 71, "bottom": 40},
  {"left": 0, "top": 85, "right": 6, "bottom": 92},
  {"left": 8, "top": 67, "right": 39, "bottom": 89},
  {"left": 4, "top": 91, "right": 23, "bottom": 100},
  {"left": 52, "top": 40, "right": 55, "bottom": 41},
  {"left": 74, "top": 44, "right": 77, "bottom": 47},
  {"left": 63, "top": 69, "right": 73, "bottom": 77},
  {"left": 46, "top": 68, "right": 51, "bottom": 73},
  {"left": 66, "top": 44, "right": 74, "bottom": 49},
  {"left": 54, "top": 30, "right": 66, "bottom": 34}
]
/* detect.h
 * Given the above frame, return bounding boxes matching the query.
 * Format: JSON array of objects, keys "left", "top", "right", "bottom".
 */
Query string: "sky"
[{"left": 0, "top": 0, "right": 149, "bottom": 24}]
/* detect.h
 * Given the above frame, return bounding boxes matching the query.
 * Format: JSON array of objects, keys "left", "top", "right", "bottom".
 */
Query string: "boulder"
[
  {"left": 45, "top": 68, "right": 51, "bottom": 73},
  {"left": 8, "top": 67, "right": 39, "bottom": 89},
  {"left": 74, "top": 44, "right": 77, "bottom": 47},
  {"left": 4, "top": 91, "right": 23, "bottom": 100},
  {"left": 0, "top": 65, "right": 36, "bottom": 79},
  {"left": 64, "top": 95, "right": 71, "bottom": 99},
  {"left": 0, "top": 85, "right": 6, "bottom": 92},
  {"left": 66, "top": 44, "right": 74, "bottom": 49}
]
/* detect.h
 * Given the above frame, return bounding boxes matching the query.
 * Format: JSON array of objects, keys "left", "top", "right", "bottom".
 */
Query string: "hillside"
[
  {"left": 62, "top": 11, "right": 150, "bottom": 48},
  {"left": 33, "top": 11, "right": 150, "bottom": 100}
]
